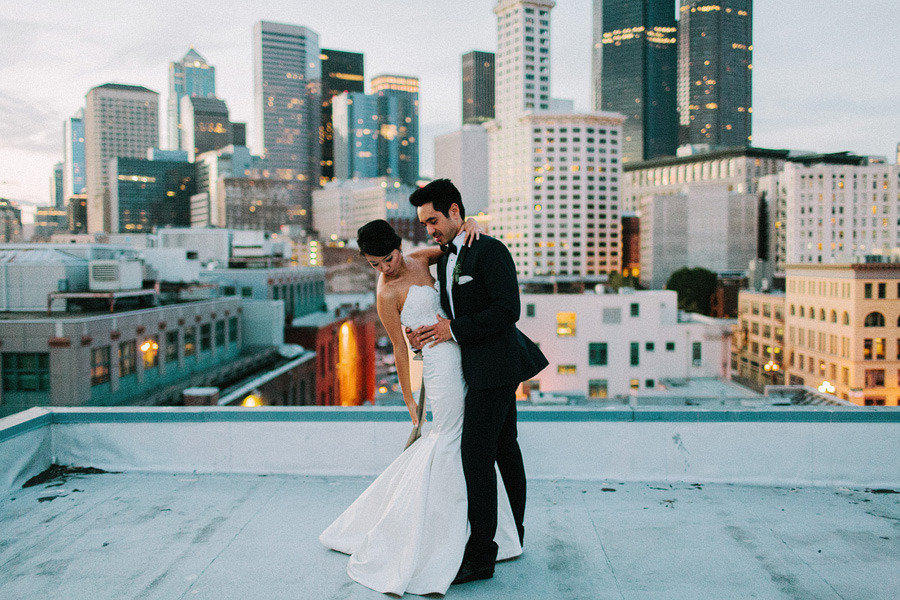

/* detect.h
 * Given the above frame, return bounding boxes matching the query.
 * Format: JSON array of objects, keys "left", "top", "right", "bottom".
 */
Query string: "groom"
[{"left": 406, "top": 179, "right": 548, "bottom": 584}]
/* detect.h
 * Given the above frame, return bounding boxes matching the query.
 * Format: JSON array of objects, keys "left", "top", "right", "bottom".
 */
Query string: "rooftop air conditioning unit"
[{"left": 89, "top": 260, "right": 144, "bottom": 291}]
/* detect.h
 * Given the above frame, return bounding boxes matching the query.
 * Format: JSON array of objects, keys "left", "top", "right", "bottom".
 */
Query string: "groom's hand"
[
  {"left": 424, "top": 314, "right": 453, "bottom": 347},
  {"left": 405, "top": 326, "right": 425, "bottom": 350}
]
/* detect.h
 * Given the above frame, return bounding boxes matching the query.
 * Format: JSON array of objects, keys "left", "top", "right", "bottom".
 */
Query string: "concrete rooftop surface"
[{"left": 1, "top": 406, "right": 897, "bottom": 599}]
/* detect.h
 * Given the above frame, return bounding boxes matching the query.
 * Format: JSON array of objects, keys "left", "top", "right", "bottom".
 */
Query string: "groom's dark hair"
[{"left": 409, "top": 179, "right": 465, "bottom": 219}]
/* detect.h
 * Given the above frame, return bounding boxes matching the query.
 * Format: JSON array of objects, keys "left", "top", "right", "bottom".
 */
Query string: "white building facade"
[
  {"left": 761, "top": 162, "right": 900, "bottom": 268},
  {"left": 433, "top": 125, "right": 490, "bottom": 217},
  {"left": 312, "top": 177, "right": 416, "bottom": 242},
  {"left": 84, "top": 84, "right": 159, "bottom": 234},
  {"left": 516, "top": 289, "right": 731, "bottom": 398},
  {"left": 489, "top": 0, "right": 625, "bottom": 279}
]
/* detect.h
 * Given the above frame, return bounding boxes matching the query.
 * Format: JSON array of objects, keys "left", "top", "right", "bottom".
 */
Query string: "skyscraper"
[
  {"left": 167, "top": 48, "right": 216, "bottom": 151},
  {"left": 462, "top": 51, "right": 495, "bottom": 124},
  {"left": 63, "top": 109, "right": 86, "bottom": 200},
  {"left": 179, "top": 96, "right": 232, "bottom": 161},
  {"left": 253, "top": 20, "right": 322, "bottom": 230},
  {"left": 51, "top": 162, "right": 64, "bottom": 209},
  {"left": 109, "top": 156, "right": 195, "bottom": 233},
  {"left": 489, "top": 0, "right": 624, "bottom": 278},
  {"left": 371, "top": 75, "right": 420, "bottom": 186},
  {"left": 593, "top": 0, "right": 677, "bottom": 162},
  {"left": 320, "top": 48, "right": 364, "bottom": 183},
  {"left": 331, "top": 92, "right": 379, "bottom": 180},
  {"left": 84, "top": 83, "right": 159, "bottom": 233},
  {"left": 677, "top": 0, "right": 752, "bottom": 147}
]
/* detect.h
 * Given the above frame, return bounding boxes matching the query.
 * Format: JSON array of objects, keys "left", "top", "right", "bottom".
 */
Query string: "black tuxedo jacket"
[{"left": 437, "top": 234, "right": 548, "bottom": 391}]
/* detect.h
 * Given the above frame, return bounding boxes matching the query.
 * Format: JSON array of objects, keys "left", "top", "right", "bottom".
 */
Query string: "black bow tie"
[{"left": 442, "top": 241, "right": 458, "bottom": 255}]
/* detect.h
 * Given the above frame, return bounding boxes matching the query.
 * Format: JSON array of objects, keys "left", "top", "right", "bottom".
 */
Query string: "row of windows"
[
  {"left": 90, "top": 318, "right": 239, "bottom": 386},
  {"left": 554, "top": 341, "right": 701, "bottom": 371}
]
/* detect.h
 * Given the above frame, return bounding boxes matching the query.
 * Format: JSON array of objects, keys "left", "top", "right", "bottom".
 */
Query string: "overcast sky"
[{"left": 1, "top": 0, "right": 897, "bottom": 222}]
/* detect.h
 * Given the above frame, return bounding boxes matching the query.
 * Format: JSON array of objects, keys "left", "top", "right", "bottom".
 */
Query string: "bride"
[{"left": 319, "top": 218, "right": 522, "bottom": 596}]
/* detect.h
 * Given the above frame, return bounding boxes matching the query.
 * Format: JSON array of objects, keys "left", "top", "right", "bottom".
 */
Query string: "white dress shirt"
[{"left": 444, "top": 229, "right": 467, "bottom": 321}]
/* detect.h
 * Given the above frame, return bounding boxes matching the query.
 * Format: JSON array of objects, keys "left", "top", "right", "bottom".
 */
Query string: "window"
[
  {"left": 215, "top": 321, "right": 226, "bottom": 347},
  {"left": 602, "top": 308, "right": 621, "bottom": 324},
  {"left": 2, "top": 353, "right": 50, "bottom": 392},
  {"left": 221, "top": 286, "right": 236, "bottom": 296},
  {"left": 864, "top": 397, "right": 886, "bottom": 406},
  {"left": 630, "top": 342, "right": 639, "bottom": 366},
  {"left": 184, "top": 328, "right": 196, "bottom": 356},
  {"left": 864, "top": 283, "right": 872, "bottom": 298},
  {"left": 630, "top": 303, "right": 639, "bottom": 317},
  {"left": 140, "top": 336, "right": 158, "bottom": 369},
  {"left": 877, "top": 283, "right": 886, "bottom": 299},
  {"left": 864, "top": 369, "right": 885, "bottom": 388},
  {"left": 692, "top": 342, "right": 702, "bottom": 366},
  {"left": 229, "top": 317, "right": 239, "bottom": 343},
  {"left": 119, "top": 341, "right": 136, "bottom": 376},
  {"left": 200, "top": 324, "right": 212, "bottom": 352},
  {"left": 165, "top": 330, "right": 179, "bottom": 362},
  {"left": 588, "top": 379, "right": 608, "bottom": 399},
  {"left": 864, "top": 312, "right": 885, "bottom": 327},
  {"left": 863, "top": 338, "right": 885, "bottom": 360},
  {"left": 556, "top": 312, "right": 576, "bottom": 336},
  {"left": 645, "top": 342, "right": 655, "bottom": 352},
  {"left": 645, "top": 379, "right": 655, "bottom": 388},
  {"left": 526, "top": 303, "right": 536, "bottom": 317},
  {"left": 557, "top": 364, "right": 577, "bottom": 374},
  {"left": 241, "top": 286, "right": 253, "bottom": 297},
  {"left": 91, "top": 346, "right": 110, "bottom": 385},
  {"left": 588, "top": 342, "right": 608, "bottom": 366}
]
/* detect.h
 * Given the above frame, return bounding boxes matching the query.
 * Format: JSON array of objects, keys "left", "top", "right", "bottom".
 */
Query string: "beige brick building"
[
  {"left": 783, "top": 263, "right": 899, "bottom": 405},
  {"left": 732, "top": 290, "right": 786, "bottom": 391}
]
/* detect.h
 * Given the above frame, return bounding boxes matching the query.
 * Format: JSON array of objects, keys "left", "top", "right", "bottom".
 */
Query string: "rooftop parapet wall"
[{"left": 1, "top": 406, "right": 897, "bottom": 495}]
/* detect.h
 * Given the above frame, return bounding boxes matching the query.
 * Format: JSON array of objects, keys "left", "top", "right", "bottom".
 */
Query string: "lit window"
[
  {"left": 556, "top": 312, "right": 576, "bottom": 336},
  {"left": 558, "top": 364, "right": 577, "bottom": 375}
]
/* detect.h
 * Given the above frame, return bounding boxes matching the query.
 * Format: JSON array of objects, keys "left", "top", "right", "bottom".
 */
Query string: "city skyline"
[{"left": 1, "top": 0, "right": 897, "bottom": 221}]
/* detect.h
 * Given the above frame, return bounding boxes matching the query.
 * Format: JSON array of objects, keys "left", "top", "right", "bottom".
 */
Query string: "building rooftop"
[
  {"left": 91, "top": 83, "right": 158, "bottom": 95},
  {"left": 1, "top": 406, "right": 896, "bottom": 599},
  {"left": 623, "top": 146, "right": 871, "bottom": 171}
]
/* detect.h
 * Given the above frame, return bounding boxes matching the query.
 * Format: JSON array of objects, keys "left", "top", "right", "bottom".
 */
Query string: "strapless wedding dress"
[{"left": 319, "top": 283, "right": 522, "bottom": 596}]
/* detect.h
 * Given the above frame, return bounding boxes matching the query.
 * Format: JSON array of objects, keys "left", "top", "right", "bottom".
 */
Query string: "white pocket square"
[{"left": 457, "top": 275, "right": 474, "bottom": 284}]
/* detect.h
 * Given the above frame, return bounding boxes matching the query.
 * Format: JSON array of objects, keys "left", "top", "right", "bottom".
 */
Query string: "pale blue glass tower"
[{"left": 167, "top": 48, "right": 216, "bottom": 151}]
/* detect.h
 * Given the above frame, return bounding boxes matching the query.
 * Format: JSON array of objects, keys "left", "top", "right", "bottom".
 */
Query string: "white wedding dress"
[{"left": 320, "top": 284, "right": 522, "bottom": 596}]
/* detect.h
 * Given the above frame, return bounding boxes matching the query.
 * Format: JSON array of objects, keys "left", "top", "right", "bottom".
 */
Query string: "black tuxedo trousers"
[{"left": 462, "top": 382, "right": 526, "bottom": 563}]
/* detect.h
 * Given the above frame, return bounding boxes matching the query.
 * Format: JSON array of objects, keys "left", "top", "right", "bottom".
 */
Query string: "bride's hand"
[{"left": 460, "top": 217, "right": 484, "bottom": 246}]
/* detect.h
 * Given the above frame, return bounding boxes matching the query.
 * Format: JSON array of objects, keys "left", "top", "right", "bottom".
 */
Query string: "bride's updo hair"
[{"left": 357, "top": 219, "right": 402, "bottom": 257}]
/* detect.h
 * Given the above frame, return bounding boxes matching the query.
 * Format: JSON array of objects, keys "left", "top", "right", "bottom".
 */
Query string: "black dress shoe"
[{"left": 451, "top": 560, "right": 494, "bottom": 585}]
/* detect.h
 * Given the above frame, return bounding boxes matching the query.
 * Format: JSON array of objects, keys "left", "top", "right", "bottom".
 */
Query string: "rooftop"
[
  {"left": 2, "top": 406, "right": 897, "bottom": 599},
  {"left": 623, "top": 147, "right": 871, "bottom": 171}
]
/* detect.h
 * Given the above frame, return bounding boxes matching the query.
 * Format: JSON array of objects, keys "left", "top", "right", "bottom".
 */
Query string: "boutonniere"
[{"left": 452, "top": 261, "right": 462, "bottom": 285}]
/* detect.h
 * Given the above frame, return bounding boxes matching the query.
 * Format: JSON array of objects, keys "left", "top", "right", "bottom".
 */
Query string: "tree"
[{"left": 665, "top": 267, "right": 718, "bottom": 315}]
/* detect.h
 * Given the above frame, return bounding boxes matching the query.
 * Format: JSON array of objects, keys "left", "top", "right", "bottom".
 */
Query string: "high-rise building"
[
  {"left": 179, "top": 96, "right": 232, "bottom": 161},
  {"left": 167, "top": 48, "right": 216, "bottom": 151},
  {"left": 371, "top": 75, "right": 420, "bottom": 186},
  {"left": 108, "top": 156, "right": 195, "bottom": 233},
  {"left": 231, "top": 122, "right": 247, "bottom": 147},
  {"left": 67, "top": 195, "right": 87, "bottom": 233},
  {"left": 192, "top": 145, "right": 265, "bottom": 228},
  {"left": 760, "top": 161, "right": 899, "bottom": 269},
  {"left": 434, "top": 125, "right": 490, "bottom": 217},
  {"left": 253, "top": 21, "right": 322, "bottom": 230},
  {"left": 331, "top": 92, "right": 379, "bottom": 181},
  {"left": 320, "top": 48, "right": 365, "bottom": 183},
  {"left": 462, "top": 51, "right": 495, "bottom": 125},
  {"left": 489, "top": 0, "right": 624, "bottom": 279},
  {"left": 331, "top": 79, "right": 420, "bottom": 187},
  {"left": 33, "top": 206, "right": 69, "bottom": 240},
  {"left": 312, "top": 177, "right": 418, "bottom": 243},
  {"left": 84, "top": 83, "right": 159, "bottom": 233},
  {"left": 0, "top": 199, "right": 23, "bottom": 242},
  {"left": 677, "top": 0, "right": 753, "bottom": 147},
  {"left": 63, "top": 110, "right": 86, "bottom": 200},
  {"left": 51, "top": 162, "right": 64, "bottom": 210},
  {"left": 593, "top": 0, "right": 677, "bottom": 162}
]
